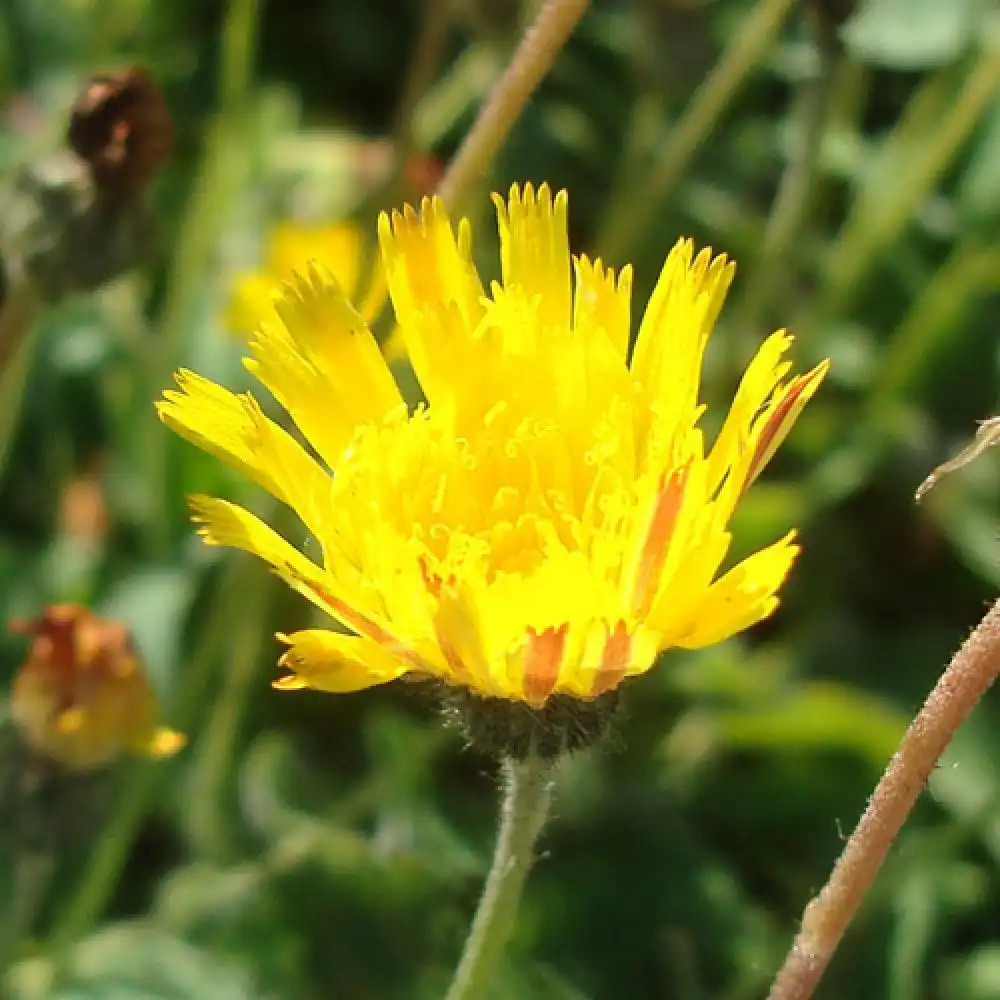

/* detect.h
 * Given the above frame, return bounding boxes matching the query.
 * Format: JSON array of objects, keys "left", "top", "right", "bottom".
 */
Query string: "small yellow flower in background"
[
  {"left": 10, "top": 605, "right": 185, "bottom": 770},
  {"left": 160, "top": 184, "right": 827, "bottom": 710},
  {"left": 226, "top": 220, "right": 396, "bottom": 351}
]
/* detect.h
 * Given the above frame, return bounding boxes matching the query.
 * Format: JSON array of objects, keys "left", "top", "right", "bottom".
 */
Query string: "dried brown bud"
[
  {"left": 9, "top": 605, "right": 184, "bottom": 771},
  {"left": 67, "top": 67, "right": 172, "bottom": 197}
]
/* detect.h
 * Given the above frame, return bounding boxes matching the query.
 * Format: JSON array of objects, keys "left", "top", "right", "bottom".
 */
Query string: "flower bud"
[
  {"left": 68, "top": 66, "right": 172, "bottom": 198},
  {"left": 9, "top": 605, "right": 184, "bottom": 771}
]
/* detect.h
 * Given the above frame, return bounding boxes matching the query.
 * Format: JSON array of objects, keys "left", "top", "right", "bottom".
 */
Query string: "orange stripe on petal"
[
  {"left": 745, "top": 361, "right": 829, "bottom": 487},
  {"left": 289, "top": 573, "right": 429, "bottom": 673},
  {"left": 632, "top": 465, "right": 689, "bottom": 617},
  {"left": 522, "top": 624, "right": 568, "bottom": 707},
  {"left": 592, "top": 620, "right": 630, "bottom": 696}
]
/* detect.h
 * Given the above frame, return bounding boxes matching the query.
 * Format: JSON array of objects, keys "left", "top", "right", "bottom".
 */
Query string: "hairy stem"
[
  {"left": 766, "top": 598, "right": 1000, "bottom": 1000},
  {"left": 443, "top": 754, "right": 554, "bottom": 1000},
  {"left": 436, "top": 0, "right": 589, "bottom": 214}
]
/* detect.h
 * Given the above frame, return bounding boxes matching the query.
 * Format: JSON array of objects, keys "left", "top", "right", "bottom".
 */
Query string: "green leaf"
[
  {"left": 843, "top": 0, "right": 980, "bottom": 69},
  {"left": 7, "top": 924, "right": 263, "bottom": 1000},
  {"left": 942, "top": 945, "right": 1000, "bottom": 1000},
  {"left": 958, "top": 97, "right": 1000, "bottom": 220},
  {"left": 668, "top": 680, "right": 909, "bottom": 768}
]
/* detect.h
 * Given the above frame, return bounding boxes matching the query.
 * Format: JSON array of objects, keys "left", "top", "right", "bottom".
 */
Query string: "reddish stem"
[{"left": 767, "top": 598, "right": 1000, "bottom": 1000}]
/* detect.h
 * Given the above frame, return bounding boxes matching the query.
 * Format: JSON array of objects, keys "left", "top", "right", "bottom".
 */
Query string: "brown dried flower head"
[
  {"left": 67, "top": 67, "right": 173, "bottom": 196},
  {"left": 9, "top": 604, "right": 184, "bottom": 771}
]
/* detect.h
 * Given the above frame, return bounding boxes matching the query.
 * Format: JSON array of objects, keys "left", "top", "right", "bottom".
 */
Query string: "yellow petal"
[
  {"left": 157, "top": 371, "right": 331, "bottom": 539},
  {"left": 744, "top": 360, "right": 830, "bottom": 486},
  {"left": 432, "top": 577, "right": 492, "bottom": 691},
  {"left": 140, "top": 727, "right": 187, "bottom": 758},
  {"left": 275, "top": 629, "right": 407, "bottom": 693},
  {"left": 711, "top": 348, "right": 830, "bottom": 519},
  {"left": 646, "top": 517, "right": 731, "bottom": 639},
  {"left": 674, "top": 532, "right": 799, "bottom": 649},
  {"left": 705, "top": 330, "right": 794, "bottom": 493},
  {"left": 492, "top": 183, "right": 571, "bottom": 331},
  {"left": 573, "top": 255, "right": 633, "bottom": 360},
  {"left": 268, "top": 222, "right": 363, "bottom": 300},
  {"left": 249, "top": 263, "right": 403, "bottom": 468},
  {"left": 189, "top": 495, "right": 433, "bottom": 673},
  {"left": 377, "top": 197, "right": 484, "bottom": 410},
  {"left": 188, "top": 494, "right": 355, "bottom": 626},
  {"left": 631, "top": 241, "right": 735, "bottom": 472}
]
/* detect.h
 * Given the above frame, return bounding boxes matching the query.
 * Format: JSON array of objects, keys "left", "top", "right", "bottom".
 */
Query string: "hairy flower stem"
[
  {"left": 766, "top": 598, "right": 1000, "bottom": 1000},
  {"left": 443, "top": 754, "right": 554, "bottom": 1000},
  {"left": 436, "top": 0, "right": 589, "bottom": 214}
]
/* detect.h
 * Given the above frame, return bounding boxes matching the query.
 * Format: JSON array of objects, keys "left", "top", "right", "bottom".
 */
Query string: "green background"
[{"left": 2, "top": 0, "right": 1000, "bottom": 997}]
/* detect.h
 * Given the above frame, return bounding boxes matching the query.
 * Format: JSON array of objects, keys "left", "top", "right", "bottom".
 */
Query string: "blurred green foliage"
[{"left": 1, "top": 0, "right": 1000, "bottom": 997}]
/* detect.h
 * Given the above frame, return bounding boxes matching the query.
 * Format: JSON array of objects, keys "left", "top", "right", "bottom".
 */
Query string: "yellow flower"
[
  {"left": 160, "top": 184, "right": 827, "bottom": 709},
  {"left": 10, "top": 605, "right": 185, "bottom": 771},
  {"left": 226, "top": 219, "right": 388, "bottom": 334}
]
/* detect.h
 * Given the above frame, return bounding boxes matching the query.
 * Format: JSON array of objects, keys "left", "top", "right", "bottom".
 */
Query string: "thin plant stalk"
[
  {"left": 597, "top": 0, "right": 797, "bottom": 261},
  {"left": 765, "top": 598, "right": 1000, "bottom": 1000},
  {"left": 185, "top": 570, "right": 272, "bottom": 860},
  {"left": 436, "top": 0, "right": 590, "bottom": 214},
  {"left": 870, "top": 235, "right": 1000, "bottom": 411},
  {"left": 0, "top": 306, "right": 40, "bottom": 480},
  {"left": 360, "top": 0, "right": 452, "bottom": 326},
  {"left": 48, "top": 759, "right": 161, "bottom": 960},
  {"left": 145, "top": 0, "right": 262, "bottom": 556},
  {"left": 49, "top": 555, "right": 254, "bottom": 956},
  {"left": 728, "top": 12, "right": 837, "bottom": 366},
  {"left": 0, "top": 853, "right": 54, "bottom": 984},
  {"left": 817, "top": 49, "right": 1000, "bottom": 321},
  {"left": 389, "top": 0, "right": 451, "bottom": 175},
  {"left": 220, "top": 0, "right": 261, "bottom": 114},
  {"left": 443, "top": 754, "right": 554, "bottom": 1000}
]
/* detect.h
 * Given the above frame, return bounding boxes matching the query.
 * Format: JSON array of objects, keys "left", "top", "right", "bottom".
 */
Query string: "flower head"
[
  {"left": 160, "top": 184, "right": 827, "bottom": 712},
  {"left": 10, "top": 605, "right": 184, "bottom": 770}
]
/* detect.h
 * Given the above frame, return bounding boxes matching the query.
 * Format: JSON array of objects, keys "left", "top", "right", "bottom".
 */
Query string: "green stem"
[
  {"left": 48, "top": 555, "right": 252, "bottom": 955},
  {"left": 869, "top": 234, "right": 1000, "bottom": 412},
  {"left": 389, "top": 0, "right": 451, "bottom": 175},
  {"left": 443, "top": 754, "right": 554, "bottom": 1000},
  {"left": 436, "top": 0, "right": 589, "bottom": 215},
  {"left": 728, "top": 16, "right": 836, "bottom": 366},
  {"left": 597, "top": 0, "right": 797, "bottom": 261},
  {"left": 185, "top": 571, "right": 272, "bottom": 859},
  {"left": 0, "top": 297, "right": 40, "bottom": 481},
  {"left": 145, "top": 0, "right": 262, "bottom": 556},
  {"left": 219, "top": 0, "right": 261, "bottom": 115},
  {"left": 48, "top": 761, "right": 159, "bottom": 957},
  {"left": 0, "top": 852, "right": 54, "bottom": 983}
]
